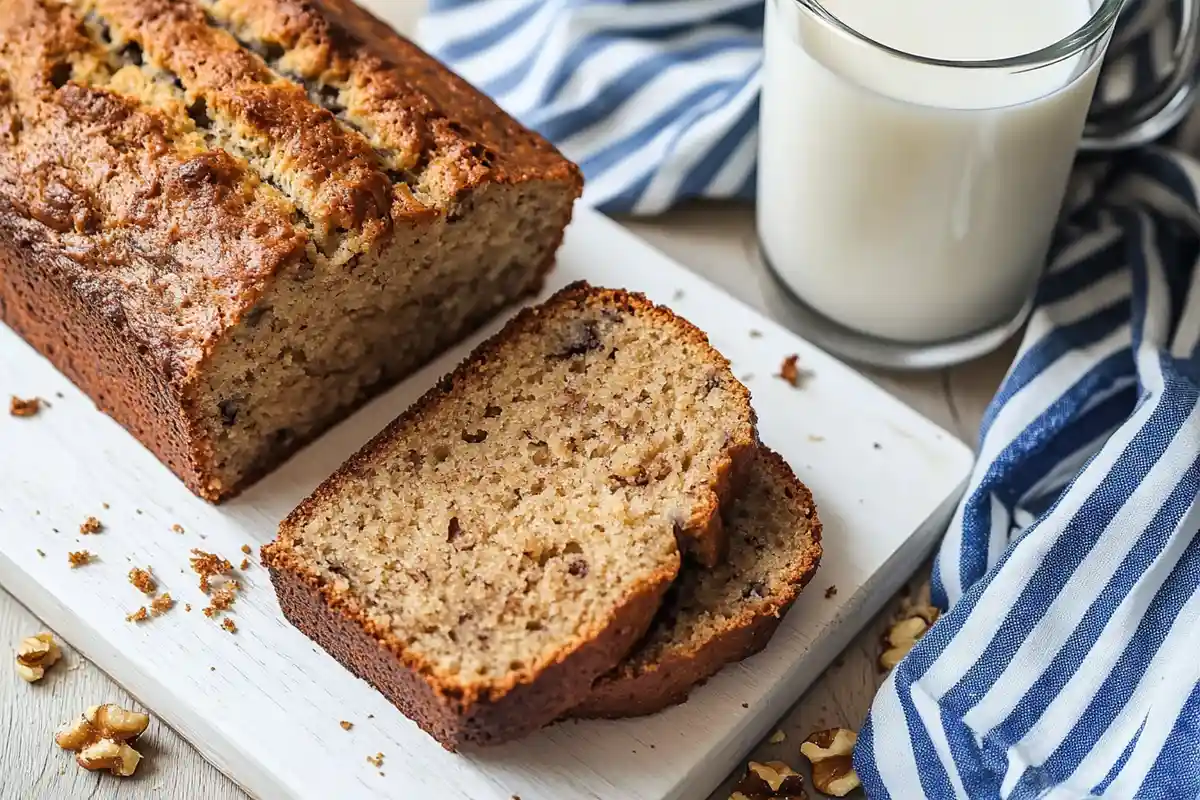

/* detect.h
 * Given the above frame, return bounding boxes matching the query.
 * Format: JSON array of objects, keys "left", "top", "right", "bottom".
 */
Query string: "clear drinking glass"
[{"left": 756, "top": 0, "right": 1126, "bottom": 369}]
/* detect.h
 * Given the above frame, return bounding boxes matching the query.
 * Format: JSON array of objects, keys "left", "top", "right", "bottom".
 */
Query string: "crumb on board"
[
  {"left": 185, "top": 604, "right": 192, "bottom": 612},
  {"left": 750, "top": 329, "right": 763, "bottom": 338},
  {"left": 171, "top": 524, "right": 184, "bottom": 534},
  {"left": 189, "top": 549, "right": 233, "bottom": 593},
  {"left": 808, "top": 434, "right": 826, "bottom": 442},
  {"left": 67, "top": 551, "right": 93, "bottom": 568},
  {"left": 239, "top": 559, "right": 250, "bottom": 571},
  {"left": 366, "top": 752, "right": 384, "bottom": 768},
  {"left": 126, "top": 607, "right": 148, "bottom": 623},
  {"left": 151, "top": 594, "right": 174, "bottom": 616},
  {"left": 221, "top": 618, "right": 237, "bottom": 634},
  {"left": 777, "top": 354, "right": 812, "bottom": 388},
  {"left": 367, "top": 714, "right": 374, "bottom": 719},
  {"left": 672, "top": 289, "right": 684, "bottom": 301},
  {"left": 9, "top": 396, "right": 41, "bottom": 417},
  {"left": 340, "top": 720, "right": 353, "bottom": 731},
  {"left": 128, "top": 567, "right": 157, "bottom": 595},
  {"left": 135, "top": 509, "right": 143, "bottom": 515},
  {"left": 740, "top": 373, "right": 755, "bottom": 382},
  {"left": 79, "top": 517, "right": 102, "bottom": 535},
  {"left": 825, "top": 585, "right": 838, "bottom": 599},
  {"left": 873, "top": 442, "right": 883, "bottom": 450},
  {"left": 203, "top": 582, "right": 239, "bottom": 617},
  {"left": 241, "top": 544, "right": 252, "bottom": 555},
  {"left": 769, "top": 729, "right": 787, "bottom": 744},
  {"left": 36, "top": 549, "right": 45, "bottom": 558},
  {"left": 101, "top": 502, "right": 110, "bottom": 510}
]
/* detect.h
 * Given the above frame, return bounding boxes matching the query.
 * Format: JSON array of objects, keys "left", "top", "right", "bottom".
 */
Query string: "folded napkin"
[{"left": 423, "top": 2, "right": 1200, "bottom": 798}]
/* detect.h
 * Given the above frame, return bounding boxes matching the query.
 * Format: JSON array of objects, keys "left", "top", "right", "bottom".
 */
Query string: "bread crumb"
[
  {"left": 339, "top": 720, "right": 353, "bottom": 731},
  {"left": 808, "top": 434, "right": 826, "bottom": 442},
  {"left": 101, "top": 502, "right": 110, "bottom": 510},
  {"left": 9, "top": 396, "right": 41, "bottom": 417},
  {"left": 36, "top": 549, "right": 45, "bottom": 558},
  {"left": 741, "top": 702, "right": 749, "bottom": 709},
  {"left": 185, "top": 603, "right": 192, "bottom": 612},
  {"left": 749, "top": 329, "right": 763, "bottom": 338},
  {"left": 777, "top": 354, "right": 811, "bottom": 388},
  {"left": 873, "top": 442, "right": 883, "bottom": 450},
  {"left": 203, "top": 582, "right": 239, "bottom": 618},
  {"left": 672, "top": 289, "right": 684, "bottom": 301},
  {"left": 239, "top": 559, "right": 250, "bottom": 570},
  {"left": 241, "top": 544, "right": 252, "bottom": 555},
  {"left": 769, "top": 729, "right": 786, "bottom": 744},
  {"left": 151, "top": 594, "right": 174, "bottom": 615},
  {"left": 367, "top": 714, "right": 374, "bottom": 719},
  {"left": 128, "top": 567, "right": 157, "bottom": 595},
  {"left": 171, "top": 524, "right": 184, "bottom": 534},
  {"left": 366, "top": 752, "right": 384, "bottom": 768},
  {"left": 825, "top": 585, "right": 838, "bottom": 599},
  {"left": 126, "top": 607, "right": 148, "bottom": 623},
  {"left": 740, "top": 373, "right": 755, "bottom": 382},
  {"left": 189, "top": 549, "right": 232, "bottom": 593},
  {"left": 67, "top": 551, "right": 93, "bottom": 568},
  {"left": 79, "top": 517, "right": 102, "bottom": 535},
  {"left": 221, "top": 618, "right": 237, "bottom": 634}
]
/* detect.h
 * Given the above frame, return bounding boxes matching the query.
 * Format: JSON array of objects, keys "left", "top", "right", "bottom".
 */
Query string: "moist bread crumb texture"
[
  {"left": 263, "top": 283, "right": 758, "bottom": 747},
  {"left": 570, "top": 448, "right": 823, "bottom": 719},
  {"left": 0, "top": 0, "right": 581, "bottom": 501}
]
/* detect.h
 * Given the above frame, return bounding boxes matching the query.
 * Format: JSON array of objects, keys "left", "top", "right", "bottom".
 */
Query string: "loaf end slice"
[
  {"left": 569, "top": 448, "right": 822, "bottom": 719},
  {"left": 262, "top": 282, "right": 757, "bottom": 747}
]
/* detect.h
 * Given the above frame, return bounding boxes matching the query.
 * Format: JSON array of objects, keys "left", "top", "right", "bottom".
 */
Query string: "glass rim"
[{"left": 786, "top": 0, "right": 1127, "bottom": 69}]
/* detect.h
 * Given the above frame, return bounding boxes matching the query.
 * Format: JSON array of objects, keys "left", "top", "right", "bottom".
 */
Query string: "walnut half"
[
  {"left": 880, "top": 603, "right": 940, "bottom": 670},
  {"left": 800, "top": 728, "right": 861, "bottom": 797},
  {"left": 55, "top": 704, "right": 149, "bottom": 777},
  {"left": 15, "top": 632, "right": 61, "bottom": 682}
]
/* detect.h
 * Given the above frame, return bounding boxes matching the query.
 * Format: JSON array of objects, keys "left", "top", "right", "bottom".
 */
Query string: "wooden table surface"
[{"left": 0, "top": 4, "right": 1014, "bottom": 797}]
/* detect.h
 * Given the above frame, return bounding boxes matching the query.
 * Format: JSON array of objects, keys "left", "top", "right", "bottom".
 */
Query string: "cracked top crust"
[{"left": 0, "top": 0, "right": 580, "bottom": 383}]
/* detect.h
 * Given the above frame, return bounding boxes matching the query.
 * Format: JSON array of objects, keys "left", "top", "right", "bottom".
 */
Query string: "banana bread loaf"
[
  {"left": 570, "top": 448, "right": 822, "bottom": 719},
  {"left": 262, "top": 283, "right": 757, "bottom": 748},
  {"left": 0, "top": 0, "right": 581, "bottom": 500}
]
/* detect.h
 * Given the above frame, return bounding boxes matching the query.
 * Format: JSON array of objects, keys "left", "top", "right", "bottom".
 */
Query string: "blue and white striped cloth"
[{"left": 422, "top": 2, "right": 1200, "bottom": 797}]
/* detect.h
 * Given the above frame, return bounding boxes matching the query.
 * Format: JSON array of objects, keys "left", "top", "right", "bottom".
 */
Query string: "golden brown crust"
[
  {"left": 262, "top": 282, "right": 754, "bottom": 746},
  {"left": 569, "top": 449, "right": 824, "bottom": 719},
  {"left": 0, "top": 0, "right": 581, "bottom": 501}
]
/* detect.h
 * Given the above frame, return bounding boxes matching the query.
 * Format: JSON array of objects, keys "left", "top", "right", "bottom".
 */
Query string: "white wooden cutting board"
[{"left": 0, "top": 207, "right": 972, "bottom": 800}]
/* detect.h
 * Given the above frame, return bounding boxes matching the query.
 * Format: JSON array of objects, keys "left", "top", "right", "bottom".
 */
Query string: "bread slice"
[
  {"left": 569, "top": 448, "right": 822, "bottom": 719},
  {"left": 262, "top": 282, "right": 757, "bottom": 748}
]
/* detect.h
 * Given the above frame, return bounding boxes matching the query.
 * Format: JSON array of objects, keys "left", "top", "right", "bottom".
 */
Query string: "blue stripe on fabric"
[
  {"left": 896, "top": 687, "right": 957, "bottom": 798},
  {"left": 1134, "top": 682, "right": 1200, "bottom": 800},
  {"left": 984, "top": 453, "right": 1200, "bottom": 749},
  {"left": 675, "top": 96, "right": 759, "bottom": 199},
  {"left": 1007, "top": 515, "right": 1200, "bottom": 796},
  {"left": 532, "top": 40, "right": 756, "bottom": 145},
  {"left": 941, "top": 398, "right": 1184, "bottom": 723},
  {"left": 853, "top": 715, "right": 893, "bottom": 800},
  {"left": 434, "top": 0, "right": 543, "bottom": 61}
]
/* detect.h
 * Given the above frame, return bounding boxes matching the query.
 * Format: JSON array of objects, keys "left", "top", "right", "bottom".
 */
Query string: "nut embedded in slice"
[
  {"left": 879, "top": 603, "right": 940, "bottom": 671},
  {"left": 56, "top": 704, "right": 150, "bottom": 777},
  {"left": 800, "top": 728, "right": 861, "bottom": 797},
  {"left": 733, "top": 760, "right": 807, "bottom": 799},
  {"left": 15, "top": 632, "right": 62, "bottom": 682}
]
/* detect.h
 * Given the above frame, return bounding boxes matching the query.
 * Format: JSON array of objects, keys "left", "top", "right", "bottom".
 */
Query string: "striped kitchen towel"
[{"left": 421, "top": 1, "right": 1200, "bottom": 798}]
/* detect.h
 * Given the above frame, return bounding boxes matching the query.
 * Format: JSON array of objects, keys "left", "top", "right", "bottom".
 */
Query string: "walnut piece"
[
  {"left": 733, "top": 760, "right": 807, "bottom": 799},
  {"left": 55, "top": 704, "right": 149, "bottom": 777},
  {"left": 15, "top": 632, "right": 62, "bottom": 682},
  {"left": 9, "top": 396, "right": 41, "bottom": 417},
  {"left": 880, "top": 604, "right": 940, "bottom": 670},
  {"left": 777, "top": 355, "right": 811, "bottom": 388},
  {"left": 800, "top": 729, "right": 861, "bottom": 797}
]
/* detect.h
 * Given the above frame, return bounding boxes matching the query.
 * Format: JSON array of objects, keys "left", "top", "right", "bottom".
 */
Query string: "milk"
[{"left": 758, "top": 0, "right": 1107, "bottom": 344}]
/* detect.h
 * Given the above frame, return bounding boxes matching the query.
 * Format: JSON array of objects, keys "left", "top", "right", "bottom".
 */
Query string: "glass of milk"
[{"left": 757, "top": 0, "right": 1126, "bottom": 368}]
